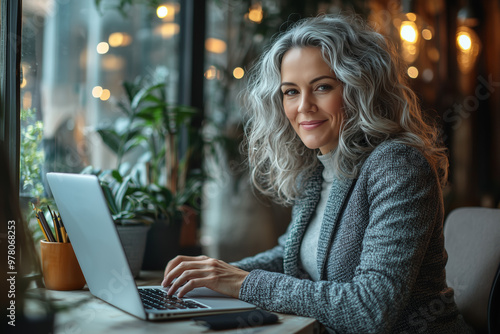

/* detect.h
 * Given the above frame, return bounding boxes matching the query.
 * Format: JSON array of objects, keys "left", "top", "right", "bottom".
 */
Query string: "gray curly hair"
[{"left": 243, "top": 13, "right": 448, "bottom": 205}]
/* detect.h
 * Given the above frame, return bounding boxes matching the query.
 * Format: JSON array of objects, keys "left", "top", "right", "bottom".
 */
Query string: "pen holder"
[{"left": 40, "top": 240, "right": 86, "bottom": 290}]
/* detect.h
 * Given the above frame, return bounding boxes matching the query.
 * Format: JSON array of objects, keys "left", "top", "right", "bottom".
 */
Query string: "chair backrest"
[
  {"left": 488, "top": 263, "right": 500, "bottom": 333},
  {"left": 444, "top": 207, "right": 500, "bottom": 333}
]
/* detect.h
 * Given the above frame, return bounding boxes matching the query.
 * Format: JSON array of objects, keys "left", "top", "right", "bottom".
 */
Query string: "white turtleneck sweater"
[{"left": 299, "top": 149, "right": 337, "bottom": 281}]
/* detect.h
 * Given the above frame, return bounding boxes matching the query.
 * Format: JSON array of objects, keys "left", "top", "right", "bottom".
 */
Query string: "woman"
[{"left": 163, "top": 14, "right": 472, "bottom": 333}]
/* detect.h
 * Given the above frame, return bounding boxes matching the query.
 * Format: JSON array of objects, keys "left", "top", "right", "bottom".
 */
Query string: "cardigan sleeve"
[
  {"left": 238, "top": 144, "right": 442, "bottom": 333},
  {"left": 230, "top": 234, "right": 286, "bottom": 273},
  {"left": 230, "top": 225, "right": 291, "bottom": 273}
]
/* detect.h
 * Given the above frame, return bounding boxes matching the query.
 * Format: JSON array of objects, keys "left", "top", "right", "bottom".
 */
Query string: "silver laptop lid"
[{"left": 46, "top": 172, "right": 147, "bottom": 319}]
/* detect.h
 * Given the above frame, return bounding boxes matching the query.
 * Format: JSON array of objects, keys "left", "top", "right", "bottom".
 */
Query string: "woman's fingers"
[
  {"left": 162, "top": 255, "right": 208, "bottom": 286},
  {"left": 161, "top": 256, "right": 249, "bottom": 298},
  {"left": 167, "top": 268, "right": 210, "bottom": 297},
  {"left": 164, "top": 255, "right": 208, "bottom": 277},
  {"left": 177, "top": 276, "right": 211, "bottom": 298},
  {"left": 162, "top": 259, "right": 207, "bottom": 287}
]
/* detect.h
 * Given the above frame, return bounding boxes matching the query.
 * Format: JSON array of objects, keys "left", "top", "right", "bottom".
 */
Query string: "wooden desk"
[{"left": 37, "top": 271, "right": 319, "bottom": 334}]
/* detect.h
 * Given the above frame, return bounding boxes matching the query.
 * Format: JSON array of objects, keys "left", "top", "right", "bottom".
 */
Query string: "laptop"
[{"left": 46, "top": 172, "right": 256, "bottom": 320}]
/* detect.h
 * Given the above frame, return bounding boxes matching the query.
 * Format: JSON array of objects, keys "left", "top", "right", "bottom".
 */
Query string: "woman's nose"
[{"left": 297, "top": 93, "right": 316, "bottom": 113}]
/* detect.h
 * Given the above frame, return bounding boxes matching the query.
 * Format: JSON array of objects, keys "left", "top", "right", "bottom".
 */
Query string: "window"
[{"left": 19, "top": 0, "right": 184, "bottom": 197}]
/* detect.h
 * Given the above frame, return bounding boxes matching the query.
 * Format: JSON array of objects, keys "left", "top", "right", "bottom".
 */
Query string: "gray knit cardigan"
[{"left": 233, "top": 141, "right": 472, "bottom": 333}]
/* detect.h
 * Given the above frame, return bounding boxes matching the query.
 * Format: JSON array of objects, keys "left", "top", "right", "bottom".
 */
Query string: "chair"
[
  {"left": 444, "top": 207, "right": 500, "bottom": 334},
  {"left": 488, "top": 264, "right": 500, "bottom": 333}
]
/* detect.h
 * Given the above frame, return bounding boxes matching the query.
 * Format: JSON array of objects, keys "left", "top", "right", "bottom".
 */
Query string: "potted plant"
[
  {"left": 94, "top": 70, "right": 204, "bottom": 269},
  {"left": 81, "top": 166, "right": 173, "bottom": 276}
]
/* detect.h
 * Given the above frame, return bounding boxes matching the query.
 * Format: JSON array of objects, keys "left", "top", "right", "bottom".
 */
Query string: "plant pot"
[
  {"left": 116, "top": 224, "right": 150, "bottom": 278},
  {"left": 142, "top": 215, "right": 182, "bottom": 270}
]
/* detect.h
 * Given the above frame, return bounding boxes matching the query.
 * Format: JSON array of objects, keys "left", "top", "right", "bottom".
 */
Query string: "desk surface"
[{"left": 36, "top": 271, "right": 319, "bottom": 334}]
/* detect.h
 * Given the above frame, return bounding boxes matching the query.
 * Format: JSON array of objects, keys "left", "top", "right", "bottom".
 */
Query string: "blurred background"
[{"left": 6, "top": 0, "right": 500, "bottom": 262}]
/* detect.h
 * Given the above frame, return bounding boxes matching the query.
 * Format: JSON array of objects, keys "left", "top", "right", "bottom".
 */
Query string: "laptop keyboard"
[{"left": 139, "top": 288, "right": 208, "bottom": 310}]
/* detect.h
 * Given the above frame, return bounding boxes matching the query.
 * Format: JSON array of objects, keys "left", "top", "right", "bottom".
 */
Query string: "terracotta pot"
[{"left": 40, "top": 240, "right": 86, "bottom": 290}]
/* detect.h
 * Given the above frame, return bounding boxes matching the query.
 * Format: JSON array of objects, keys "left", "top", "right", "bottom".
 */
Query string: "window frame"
[{"left": 0, "top": 0, "right": 21, "bottom": 192}]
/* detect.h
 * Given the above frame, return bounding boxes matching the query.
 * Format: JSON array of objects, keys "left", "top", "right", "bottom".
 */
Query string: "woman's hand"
[{"left": 161, "top": 255, "right": 249, "bottom": 298}]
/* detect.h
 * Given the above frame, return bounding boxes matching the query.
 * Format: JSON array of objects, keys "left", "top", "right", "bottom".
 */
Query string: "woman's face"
[{"left": 280, "top": 47, "right": 344, "bottom": 155}]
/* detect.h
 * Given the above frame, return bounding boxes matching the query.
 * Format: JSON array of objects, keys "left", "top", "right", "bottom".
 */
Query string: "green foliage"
[
  {"left": 97, "top": 75, "right": 200, "bottom": 188},
  {"left": 81, "top": 166, "right": 180, "bottom": 225},
  {"left": 93, "top": 71, "right": 204, "bottom": 225},
  {"left": 20, "top": 108, "right": 45, "bottom": 198}
]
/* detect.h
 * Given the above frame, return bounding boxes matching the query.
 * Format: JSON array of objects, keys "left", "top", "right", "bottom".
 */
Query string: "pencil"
[
  {"left": 48, "top": 205, "right": 61, "bottom": 242},
  {"left": 32, "top": 204, "right": 50, "bottom": 242},
  {"left": 58, "top": 214, "right": 69, "bottom": 243},
  {"left": 38, "top": 210, "right": 56, "bottom": 242},
  {"left": 60, "top": 227, "right": 68, "bottom": 243}
]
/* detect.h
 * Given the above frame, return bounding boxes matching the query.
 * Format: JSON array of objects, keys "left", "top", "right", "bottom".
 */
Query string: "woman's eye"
[
  {"left": 284, "top": 89, "right": 298, "bottom": 96},
  {"left": 317, "top": 84, "right": 332, "bottom": 91}
]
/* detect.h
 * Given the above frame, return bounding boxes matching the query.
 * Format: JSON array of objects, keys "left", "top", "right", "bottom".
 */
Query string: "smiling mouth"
[{"left": 300, "top": 120, "right": 327, "bottom": 130}]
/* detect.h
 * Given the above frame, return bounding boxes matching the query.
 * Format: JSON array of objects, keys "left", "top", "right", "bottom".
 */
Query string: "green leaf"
[
  {"left": 114, "top": 174, "right": 133, "bottom": 210},
  {"left": 122, "top": 138, "right": 144, "bottom": 154},
  {"left": 131, "top": 83, "right": 165, "bottom": 111},
  {"left": 80, "top": 166, "right": 102, "bottom": 176},
  {"left": 111, "top": 170, "right": 123, "bottom": 183},
  {"left": 96, "top": 129, "right": 122, "bottom": 154},
  {"left": 136, "top": 106, "right": 165, "bottom": 122},
  {"left": 94, "top": 0, "right": 102, "bottom": 10},
  {"left": 141, "top": 94, "right": 164, "bottom": 105},
  {"left": 101, "top": 183, "right": 119, "bottom": 215},
  {"left": 116, "top": 100, "right": 133, "bottom": 117},
  {"left": 122, "top": 81, "right": 140, "bottom": 103}
]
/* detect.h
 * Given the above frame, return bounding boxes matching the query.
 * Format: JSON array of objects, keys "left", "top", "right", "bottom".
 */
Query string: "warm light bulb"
[
  {"left": 422, "top": 29, "right": 433, "bottom": 40},
  {"left": 406, "top": 13, "right": 417, "bottom": 22},
  {"left": 100, "top": 89, "right": 111, "bottom": 101},
  {"left": 157, "top": 6, "right": 168, "bottom": 18},
  {"left": 204, "top": 66, "right": 217, "bottom": 80},
  {"left": 154, "top": 23, "right": 180, "bottom": 38},
  {"left": 407, "top": 66, "right": 419, "bottom": 79},
  {"left": 248, "top": 4, "right": 263, "bottom": 23},
  {"left": 457, "top": 33, "right": 472, "bottom": 51},
  {"left": 456, "top": 26, "right": 481, "bottom": 74},
  {"left": 205, "top": 38, "right": 227, "bottom": 54},
  {"left": 400, "top": 21, "right": 418, "bottom": 43},
  {"left": 92, "top": 86, "right": 103, "bottom": 98},
  {"left": 108, "top": 32, "right": 131, "bottom": 47},
  {"left": 233, "top": 67, "right": 244, "bottom": 79},
  {"left": 96, "top": 42, "right": 109, "bottom": 54}
]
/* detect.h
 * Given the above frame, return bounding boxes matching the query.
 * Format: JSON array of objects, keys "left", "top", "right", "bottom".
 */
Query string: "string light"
[
  {"left": 422, "top": 29, "right": 433, "bottom": 40},
  {"left": 204, "top": 66, "right": 218, "bottom": 80},
  {"left": 233, "top": 67, "right": 244, "bottom": 79},
  {"left": 108, "top": 32, "right": 132, "bottom": 47},
  {"left": 248, "top": 4, "right": 263, "bottom": 23},
  {"left": 96, "top": 42, "right": 109, "bottom": 54},
  {"left": 157, "top": 5, "right": 168, "bottom": 18},
  {"left": 400, "top": 21, "right": 418, "bottom": 43},
  {"left": 407, "top": 66, "right": 419, "bottom": 79},
  {"left": 100, "top": 89, "right": 111, "bottom": 101},
  {"left": 457, "top": 32, "right": 472, "bottom": 51},
  {"left": 92, "top": 86, "right": 103, "bottom": 98},
  {"left": 205, "top": 38, "right": 227, "bottom": 54}
]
